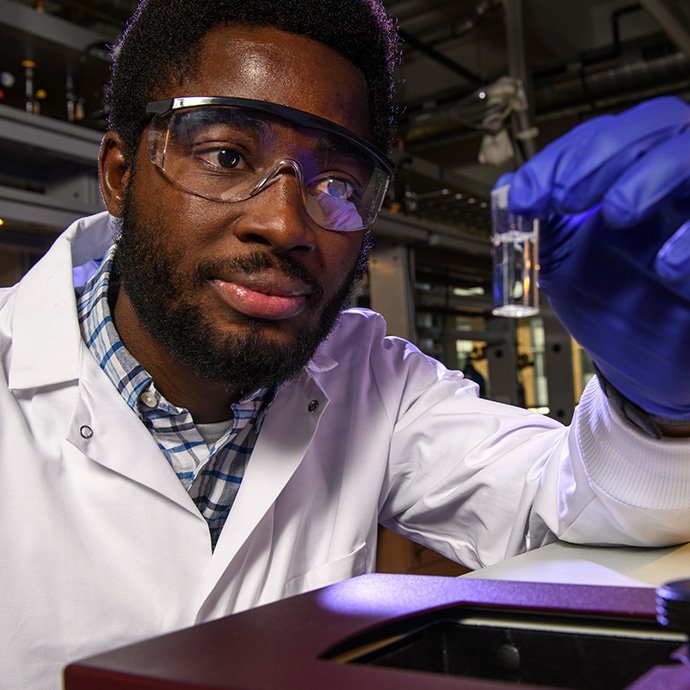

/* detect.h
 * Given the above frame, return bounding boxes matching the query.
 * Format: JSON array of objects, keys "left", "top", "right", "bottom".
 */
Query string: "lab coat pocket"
[{"left": 284, "top": 542, "right": 369, "bottom": 597}]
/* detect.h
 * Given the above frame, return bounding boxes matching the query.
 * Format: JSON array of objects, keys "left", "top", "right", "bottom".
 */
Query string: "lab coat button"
[
  {"left": 308, "top": 400, "right": 319, "bottom": 413},
  {"left": 79, "top": 425, "right": 93, "bottom": 439}
]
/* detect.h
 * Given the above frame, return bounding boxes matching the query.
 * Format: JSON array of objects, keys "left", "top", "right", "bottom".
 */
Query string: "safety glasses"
[{"left": 145, "top": 97, "right": 394, "bottom": 232}]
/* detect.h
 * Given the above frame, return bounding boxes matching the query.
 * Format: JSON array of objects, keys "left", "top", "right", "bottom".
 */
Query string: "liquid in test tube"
[{"left": 491, "top": 184, "right": 540, "bottom": 318}]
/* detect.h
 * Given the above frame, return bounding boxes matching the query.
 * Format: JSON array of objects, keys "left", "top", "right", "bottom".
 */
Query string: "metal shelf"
[{"left": 0, "top": 102, "right": 104, "bottom": 237}]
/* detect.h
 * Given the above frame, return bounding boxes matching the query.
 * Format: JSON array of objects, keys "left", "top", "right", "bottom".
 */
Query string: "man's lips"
[{"left": 212, "top": 270, "right": 312, "bottom": 320}]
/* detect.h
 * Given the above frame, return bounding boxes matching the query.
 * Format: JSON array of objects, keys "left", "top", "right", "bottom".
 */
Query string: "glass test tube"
[{"left": 491, "top": 184, "right": 540, "bottom": 318}]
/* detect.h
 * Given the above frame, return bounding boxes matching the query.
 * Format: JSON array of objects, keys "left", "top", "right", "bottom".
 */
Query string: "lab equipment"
[{"left": 491, "top": 183, "right": 539, "bottom": 318}]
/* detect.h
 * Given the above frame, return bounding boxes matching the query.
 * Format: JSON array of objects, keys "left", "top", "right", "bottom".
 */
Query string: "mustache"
[{"left": 194, "top": 251, "right": 325, "bottom": 303}]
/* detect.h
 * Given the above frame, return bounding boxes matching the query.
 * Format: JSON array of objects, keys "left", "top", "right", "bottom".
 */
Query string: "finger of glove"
[
  {"left": 509, "top": 97, "right": 690, "bottom": 217},
  {"left": 655, "top": 219, "right": 690, "bottom": 281},
  {"left": 493, "top": 172, "right": 515, "bottom": 191},
  {"left": 507, "top": 116, "right": 613, "bottom": 217},
  {"left": 601, "top": 128, "right": 690, "bottom": 228},
  {"left": 554, "top": 98, "right": 690, "bottom": 215}
]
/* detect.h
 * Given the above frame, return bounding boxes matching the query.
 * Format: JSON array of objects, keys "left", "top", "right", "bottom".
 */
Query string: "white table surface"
[{"left": 463, "top": 541, "right": 690, "bottom": 588}]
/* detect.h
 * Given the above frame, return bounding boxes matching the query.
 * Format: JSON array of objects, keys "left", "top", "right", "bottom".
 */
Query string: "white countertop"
[{"left": 463, "top": 541, "right": 690, "bottom": 588}]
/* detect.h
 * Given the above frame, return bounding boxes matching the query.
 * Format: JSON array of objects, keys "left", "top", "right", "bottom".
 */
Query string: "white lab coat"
[{"left": 2, "top": 212, "right": 690, "bottom": 690}]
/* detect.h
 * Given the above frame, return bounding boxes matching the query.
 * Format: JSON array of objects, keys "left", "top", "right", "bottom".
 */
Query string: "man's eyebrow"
[
  {"left": 200, "top": 108, "right": 269, "bottom": 133},
  {"left": 179, "top": 108, "right": 283, "bottom": 147},
  {"left": 312, "top": 133, "right": 373, "bottom": 167}
]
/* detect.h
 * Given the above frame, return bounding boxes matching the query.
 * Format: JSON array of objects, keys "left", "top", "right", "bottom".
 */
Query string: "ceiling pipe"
[
  {"left": 399, "top": 33, "right": 690, "bottom": 151},
  {"left": 533, "top": 45, "right": 690, "bottom": 116}
]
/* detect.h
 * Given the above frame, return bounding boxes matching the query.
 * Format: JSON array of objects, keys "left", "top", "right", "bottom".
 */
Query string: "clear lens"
[{"left": 147, "top": 104, "right": 391, "bottom": 231}]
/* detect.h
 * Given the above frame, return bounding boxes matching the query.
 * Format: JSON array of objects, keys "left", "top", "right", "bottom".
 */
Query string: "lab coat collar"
[
  {"left": 8, "top": 212, "right": 118, "bottom": 391},
  {"left": 7, "top": 212, "right": 200, "bottom": 514},
  {"left": 305, "top": 350, "right": 337, "bottom": 373}
]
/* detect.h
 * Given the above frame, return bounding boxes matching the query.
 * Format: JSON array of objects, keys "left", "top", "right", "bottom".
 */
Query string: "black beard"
[{"left": 111, "top": 192, "right": 370, "bottom": 392}]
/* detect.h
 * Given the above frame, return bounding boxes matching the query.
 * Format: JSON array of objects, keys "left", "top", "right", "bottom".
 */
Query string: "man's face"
[{"left": 107, "top": 24, "right": 375, "bottom": 393}]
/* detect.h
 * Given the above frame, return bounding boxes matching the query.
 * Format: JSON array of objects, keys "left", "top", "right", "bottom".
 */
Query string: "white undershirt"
[{"left": 195, "top": 419, "right": 234, "bottom": 447}]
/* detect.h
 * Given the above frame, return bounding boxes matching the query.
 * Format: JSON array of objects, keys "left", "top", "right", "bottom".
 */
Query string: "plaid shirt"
[{"left": 76, "top": 245, "right": 273, "bottom": 549}]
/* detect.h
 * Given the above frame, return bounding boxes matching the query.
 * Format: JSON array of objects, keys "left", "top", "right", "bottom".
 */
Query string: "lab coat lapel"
[
  {"left": 8, "top": 212, "right": 116, "bottom": 391},
  {"left": 199, "top": 369, "right": 330, "bottom": 603},
  {"left": 67, "top": 354, "right": 200, "bottom": 514},
  {"left": 9, "top": 213, "right": 199, "bottom": 515}
]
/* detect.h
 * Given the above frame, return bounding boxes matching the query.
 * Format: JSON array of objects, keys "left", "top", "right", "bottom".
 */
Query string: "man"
[{"left": 2, "top": 0, "right": 690, "bottom": 688}]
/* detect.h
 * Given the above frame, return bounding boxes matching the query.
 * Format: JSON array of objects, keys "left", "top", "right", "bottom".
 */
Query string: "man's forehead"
[{"left": 175, "top": 23, "right": 373, "bottom": 142}]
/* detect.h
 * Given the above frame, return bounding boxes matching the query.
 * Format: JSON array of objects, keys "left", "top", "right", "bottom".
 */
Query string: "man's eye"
[
  {"left": 195, "top": 146, "right": 245, "bottom": 171},
  {"left": 313, "top": 177, "right": 358, "bottom": 201}
]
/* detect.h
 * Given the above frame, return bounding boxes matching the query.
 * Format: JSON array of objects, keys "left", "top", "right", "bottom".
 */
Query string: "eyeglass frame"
[
  {"left": 145, "top": 96, "right": 393, "bottom": 173},
  {"left": 144, "top": 95, "right": 394, "bottom": 206}
]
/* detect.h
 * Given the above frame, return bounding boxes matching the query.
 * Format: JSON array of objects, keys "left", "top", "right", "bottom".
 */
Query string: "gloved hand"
[{"left": 498, "top": 96, "right": 690, "bottom": 420}]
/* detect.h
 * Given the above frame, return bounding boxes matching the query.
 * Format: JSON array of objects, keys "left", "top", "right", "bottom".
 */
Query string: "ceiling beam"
[
  {"left": 639, "top": 0, "right": 690, "bottom": 57},
  {"left": 398, "top": 27, "right": 484, "bottom": 86}
]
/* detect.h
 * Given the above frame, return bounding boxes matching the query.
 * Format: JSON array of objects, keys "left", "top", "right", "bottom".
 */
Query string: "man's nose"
[{"left": 232, "top": 167, "right": 317, "bottom": 255}]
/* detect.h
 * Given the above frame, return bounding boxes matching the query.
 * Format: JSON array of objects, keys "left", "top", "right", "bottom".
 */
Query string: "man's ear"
[{"left": 99, "top": 131, "right": 132, "bottom": 217}]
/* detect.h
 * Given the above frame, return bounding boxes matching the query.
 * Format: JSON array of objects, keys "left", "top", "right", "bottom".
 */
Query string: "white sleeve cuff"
[{"left": 575, "top": 376, "right": 690, "bottom": 510}]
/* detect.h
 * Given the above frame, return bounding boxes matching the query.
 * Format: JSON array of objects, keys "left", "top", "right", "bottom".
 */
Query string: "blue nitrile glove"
[{"left": 498, "top": 96, "right": 690, "bottom": 421}]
